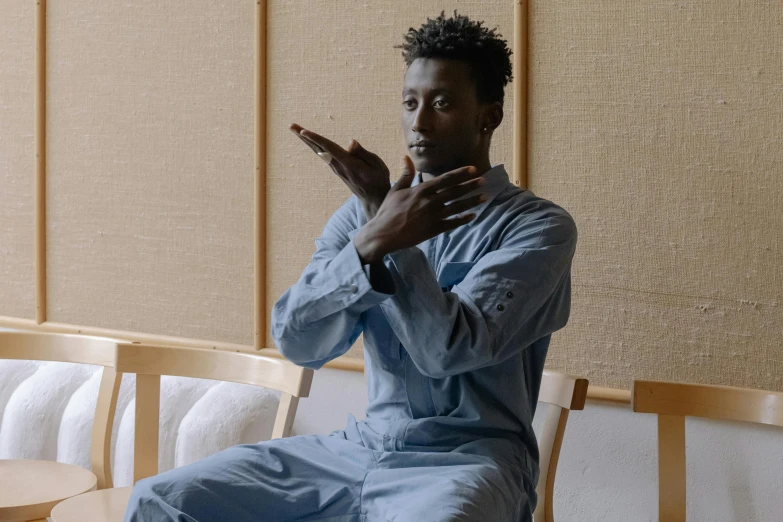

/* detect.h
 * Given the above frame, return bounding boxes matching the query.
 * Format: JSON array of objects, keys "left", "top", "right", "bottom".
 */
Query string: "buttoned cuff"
[{"left": 328, "top": 238, "right": 392, "bottom": 309}]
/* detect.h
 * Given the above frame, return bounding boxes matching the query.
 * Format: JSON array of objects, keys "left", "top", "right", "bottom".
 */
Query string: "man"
[{"left": 125, "top": 11, "right": 576, "bottom": 522}]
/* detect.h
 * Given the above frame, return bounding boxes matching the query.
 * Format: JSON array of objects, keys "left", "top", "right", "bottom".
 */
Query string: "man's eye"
[
  {"left": 403, "top": 100, "right": 417, "bottom": 110},
  {"left": 434, "top": 100, "right": 449, "bottom": 109}
]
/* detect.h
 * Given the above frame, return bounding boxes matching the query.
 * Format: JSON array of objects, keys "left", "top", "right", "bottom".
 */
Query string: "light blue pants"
[{"left": 124, "top": 430, "right": 532, "bottom": 522}]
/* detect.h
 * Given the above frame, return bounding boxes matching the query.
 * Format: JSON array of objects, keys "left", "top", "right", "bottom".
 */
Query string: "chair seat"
[
  {"left": 0, "top": 459, "right": 97, "bottom": 522},
  {"left": 50, "top": 486, "right": 132, "bottom": 522}
]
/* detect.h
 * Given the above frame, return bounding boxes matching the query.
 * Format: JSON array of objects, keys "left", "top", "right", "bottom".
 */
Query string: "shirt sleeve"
[
  {"left": 271, "top": 196, "right": 393, "bottom": 369},
  {"left": 378, "top": 212, "right": 578, "bottom": 379}
]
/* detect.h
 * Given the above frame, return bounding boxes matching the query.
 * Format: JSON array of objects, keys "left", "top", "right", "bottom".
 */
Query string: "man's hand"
[
  {"left": 354, "top": 156, "right": 486, "bottom": 264},
  {"left": 290, "top": 123, "right": 390, "bottom": 219}
]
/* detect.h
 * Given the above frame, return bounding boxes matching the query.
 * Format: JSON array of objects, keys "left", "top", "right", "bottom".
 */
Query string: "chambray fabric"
[{"left": 124, "top": 165, "right": 576, "bottom": 522}]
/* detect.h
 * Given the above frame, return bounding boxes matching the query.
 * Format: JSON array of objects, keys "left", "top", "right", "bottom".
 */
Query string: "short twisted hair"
[{"left": 397, "top": 11, "right": 513, "bottom": 105}]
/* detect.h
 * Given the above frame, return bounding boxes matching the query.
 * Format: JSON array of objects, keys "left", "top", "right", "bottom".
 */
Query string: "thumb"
[
  {"left": 349, "top": 140, "right": 384, "bottom": 168},
  {"left": 391, "top": 156, "right": 416, "bottom": 191}
]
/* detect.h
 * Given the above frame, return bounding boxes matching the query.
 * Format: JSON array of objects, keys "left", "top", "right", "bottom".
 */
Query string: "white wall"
[{"left": 293, "top": 368, "right": 783, "bottom": 522}]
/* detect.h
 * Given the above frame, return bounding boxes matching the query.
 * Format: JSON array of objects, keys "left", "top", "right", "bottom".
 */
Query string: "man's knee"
[{"left": 124, "top": 473, "right": 193, "bottom": 522}]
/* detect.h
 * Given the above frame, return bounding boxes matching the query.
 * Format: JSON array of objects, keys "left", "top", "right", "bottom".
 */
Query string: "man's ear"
[{"left": 482, "top": 102, "right": 504, "bottom": 133}]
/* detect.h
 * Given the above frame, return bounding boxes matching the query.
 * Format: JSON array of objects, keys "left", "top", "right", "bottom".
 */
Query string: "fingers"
[
  {"left": 348, "top": 140, "right": 384, "bottom": 169},
  {"left": 438, "top": 213, "right": 477, "bottom": 233},
  {"left": 391, "top": 156, "right": 416, "bottom": 191},
  {"left": 290, "top": 124, "right": 325, "bottom": 155},
  {"left": 418, "top": 166, "right": 482, "bottom": 195},
  {"left": 439, "top": 194, "right": 487, "bottom": 219},
  {"left": 299, "top": 128, "right": 349, "bottom": 161},
  {"left": 433, "top": 177, "right": 485, "bottom": 204},
  {"left": 290, "top": 124, "right": 350, "bottom": 166}
]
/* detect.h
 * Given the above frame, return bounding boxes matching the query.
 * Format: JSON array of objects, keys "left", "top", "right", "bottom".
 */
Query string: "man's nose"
[{"left": 411, "top": 106, "right": 432, "bottom": 133}]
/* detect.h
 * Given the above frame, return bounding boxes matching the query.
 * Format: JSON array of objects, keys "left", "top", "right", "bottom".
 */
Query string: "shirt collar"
[{"left": 411, "top": 164, "right": 511, "bottom": 226}]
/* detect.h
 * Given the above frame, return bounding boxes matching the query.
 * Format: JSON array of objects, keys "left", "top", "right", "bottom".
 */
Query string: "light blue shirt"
[{"left": 272, "top": 164, "right": 577, "bottom": 489}]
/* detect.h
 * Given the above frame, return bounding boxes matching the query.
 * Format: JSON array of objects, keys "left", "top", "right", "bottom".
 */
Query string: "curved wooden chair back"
[
  {"left": 114, "top": 343, "right": 314, "bottom": 483},
  {"left": 633, "top": 380, "right": 783, "bottom": 522},
  {"left": 0, "top": 331, "right": 125, "bottom": 489},
  {"left": 533, "top": 370, "right": 589, "bottom": 522}
]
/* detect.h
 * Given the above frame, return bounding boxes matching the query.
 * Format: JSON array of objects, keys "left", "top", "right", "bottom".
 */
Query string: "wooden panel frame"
[
  {"left": 512, "top": 0, "right": 528, "bottom": 189},
  {"left": 35, "top": 0, "right": 47, "bottom": 324},
  {"left": 254, "top": 0, "right": 267, "bottom": 349},
  {"left": 2, "top": 1, "right": 269, "bottom": 354}
]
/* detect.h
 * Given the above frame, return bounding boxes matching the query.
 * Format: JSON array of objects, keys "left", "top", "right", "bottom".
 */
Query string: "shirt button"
[
  {"left": 497, "top": 304, "right": 505, "bottom": 312},
  {"left": 506, "top": 291, "right": 514, "bottom": 298},
  {"left": 349, "top": 284, "right": 359, "bottom": 294}
]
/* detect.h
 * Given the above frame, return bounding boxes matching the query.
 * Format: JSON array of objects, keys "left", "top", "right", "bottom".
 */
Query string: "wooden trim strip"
[
  {"left": 512, "top": 0, "right": 529, "bottom": 189},
  {"left": 254, "top": 0, "right": 268, "bottom": 350},
  {"left": 0, "top": 316, "right": 38, "bottom": 329},
  {"left": 35, "top": 0, "right": 47, "bottom": 324},
  {"left": 0, "top": 316, "right": 251, "bottom": 352}
]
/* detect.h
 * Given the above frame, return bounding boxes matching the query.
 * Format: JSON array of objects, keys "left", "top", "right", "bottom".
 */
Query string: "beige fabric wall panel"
[
  {"left": 46, "top": 1, "right": 255, "bottom": 345},
  {"left": 266, "top": 1, "right": 516, "bottom": 355},
  {"left": 0, "top": 1, "right": 36, "bottom": 320},
  {"left": 531, "top": 1, "right": 783, "bottom": 389}
]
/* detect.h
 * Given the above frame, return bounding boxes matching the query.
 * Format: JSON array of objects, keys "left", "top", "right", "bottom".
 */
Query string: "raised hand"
[
  {"left": 290, "top": 123, "right": 390, "bottom": 218},
  {"left": 354, "top": 156, "right": 486, "bottom": 264}
]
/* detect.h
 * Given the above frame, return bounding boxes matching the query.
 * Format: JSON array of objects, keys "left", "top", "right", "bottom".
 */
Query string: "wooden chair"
[
  {"left": 632, "top": 380, "right": 783, "bottom": 522},
  {"left": 50, "top": 342, "right": 313, "bottom": 522},
  {"left": 533, "top": 370, "right": 589, "bottom": 522},
  {"left": 0, "top": 331, "right": 124, "bottom": 522}
]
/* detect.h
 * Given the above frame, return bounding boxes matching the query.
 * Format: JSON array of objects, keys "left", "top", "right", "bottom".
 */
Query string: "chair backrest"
[
  {"left": 114, "top": 343, "right": 314, "bottom": 483},
  {"left": 533, "top": 370, "right": 589, "bottom": 522},
  {"left": 0, "top": 331, "right": 125, "bottom": 489},
  {"left": 632, "top": 380, "right": 783, "bottom": 522}
]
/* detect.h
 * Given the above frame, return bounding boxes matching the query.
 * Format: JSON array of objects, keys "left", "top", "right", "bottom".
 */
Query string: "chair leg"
[
  {"left": 658, "top": 414, "right": 686, "bottom": 522},
  {"left": 272, "top": 393, "right": 299, "bottom": 439}
]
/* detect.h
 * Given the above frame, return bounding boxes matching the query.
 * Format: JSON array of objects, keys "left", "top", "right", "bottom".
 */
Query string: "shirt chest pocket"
[{"left": 436, "top": 261, "right": 477, "bottom": 292}]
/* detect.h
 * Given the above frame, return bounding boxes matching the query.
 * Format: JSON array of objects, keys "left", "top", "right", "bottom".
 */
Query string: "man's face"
[{"left": 401, "top": 58, "right": 485, "bottom": 176}]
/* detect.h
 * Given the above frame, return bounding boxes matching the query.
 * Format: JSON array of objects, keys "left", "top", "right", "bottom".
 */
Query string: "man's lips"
[{"left": 409, "top": 141, "right": 436, "bottom": 153}]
